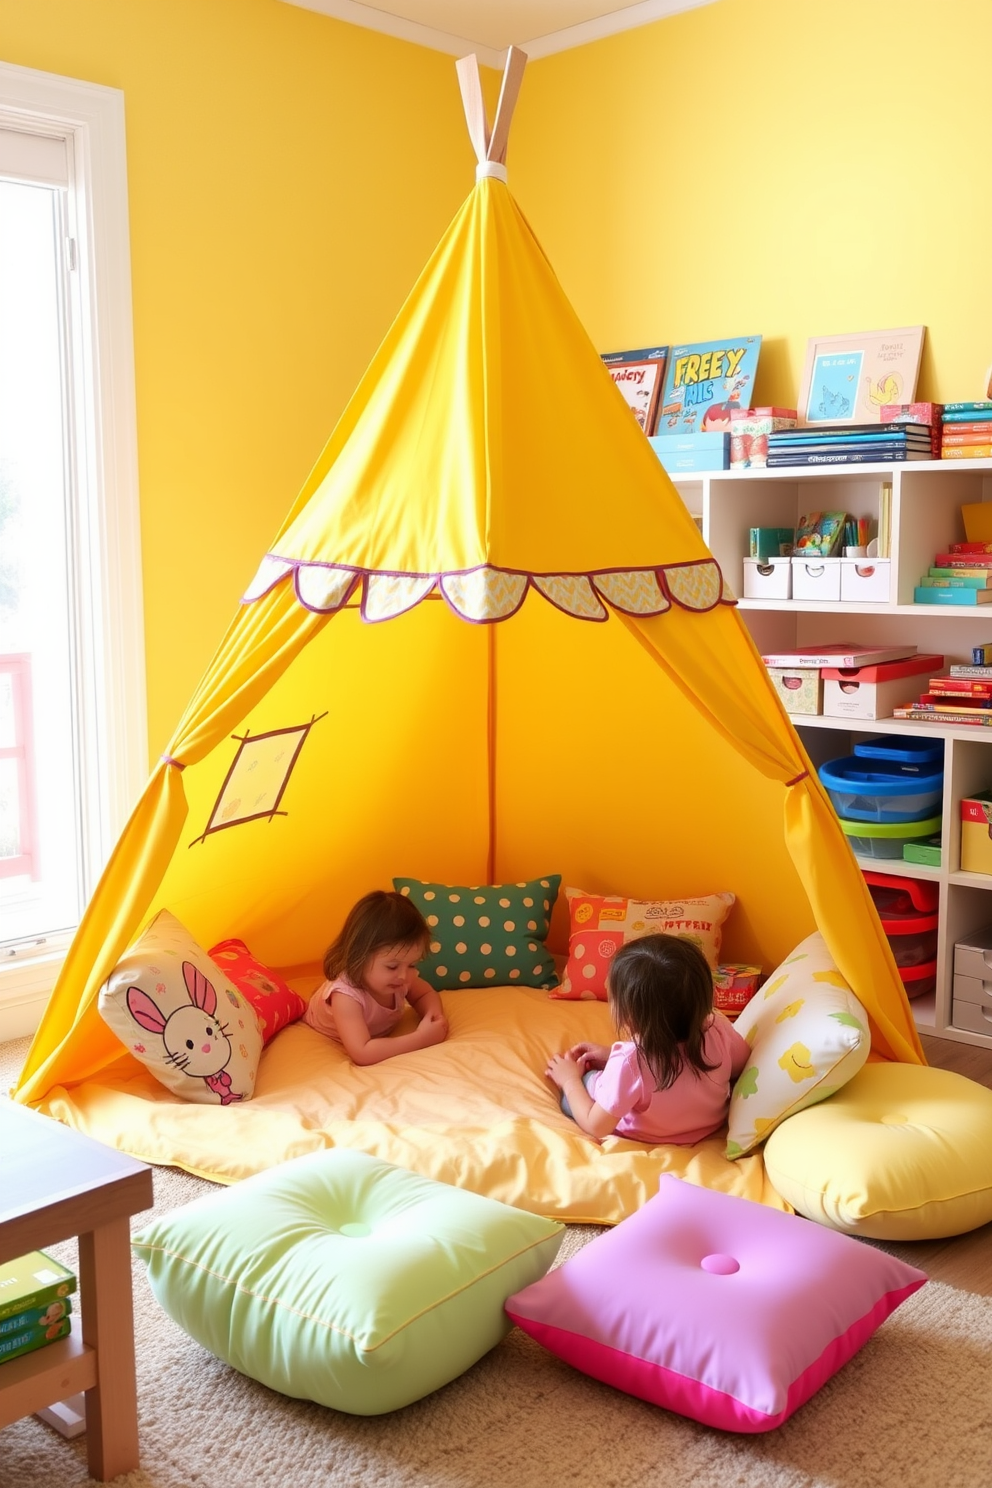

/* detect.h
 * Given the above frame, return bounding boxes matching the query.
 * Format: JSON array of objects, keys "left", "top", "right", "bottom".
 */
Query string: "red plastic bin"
[
  {"left": 899, "top": 959, "right": 937, "bottom": 1000},
  {"left": 862, "top": 870, "right": 939, "bottom": 917}
]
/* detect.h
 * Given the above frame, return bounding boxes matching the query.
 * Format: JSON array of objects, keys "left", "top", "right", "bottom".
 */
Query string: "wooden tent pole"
[{"left": 456, "top": 47, "right": 528, "bottom": 169}]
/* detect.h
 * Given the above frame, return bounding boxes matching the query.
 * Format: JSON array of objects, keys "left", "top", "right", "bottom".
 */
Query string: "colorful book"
[
  {"left": 601, "top": 346, "right": 669, "bottom": 435},
  {"left": 0, "top": 1317, "right": 72, "bottom": 1363},
  {"left": 940, "top": 422, "right": 992, "bottom": 437},
  {"left": 769, "top": 422, "right": 932, "bottom": 443},
  {"left": 974, "top": 644, "right": 992, "bottom": 664},
  {"left": 941, "top": 409, "right": 992, "bottom": 423},
  {"left": 0, "top": 1251, "right": 76, "bottom": 1324},
  {"left": 0, "top": 1297, "right": 72, "bottom": 1337},
  {"left": 942, "top": 445, "right": 992, "bottom": 460},
  {"left": 766, "top": 449, "right": 931, "bottom": 466},
  {"left": 942, "top": 430, "right": 992, "bottom": 446},
  {"left": 951, "top": 662, "right": 992, "bottom": 676},
  {"left": 933, "top": 678, "right": 992, "bottom": 693},
  {"left": 656, "top": 336, "right": 761, "bottom": 436},
  {"left": 932, "top": 555, "right": 992, "bottom": 568},
  {"left": 943, "top": 401, "right": 992, "bottom": 414},
  {"left": 892, "top": 707, "right": 992, "bottom": 725},
  {"left": 917, "top": 693, "right": 992, "bottom": 709},
  {"left": 914, "top": 586, "right": 992, "bottom": 604},
  {"left": 793, "top": 510, "right": 846, "bottom": 556},
  {"left": 919, "top": 575, "right": 992, "bottom": 588},
  {"left": 947, "top": 542, "right": 992, "bottom": 553},
  {"left": 760, "top": 644, "right": 917, "bottom": 669}
]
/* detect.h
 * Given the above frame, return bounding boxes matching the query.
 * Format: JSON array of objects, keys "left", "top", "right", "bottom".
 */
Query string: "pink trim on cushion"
[{"left": 506, "top": 1278, "right": 924, "bottom": 1433}]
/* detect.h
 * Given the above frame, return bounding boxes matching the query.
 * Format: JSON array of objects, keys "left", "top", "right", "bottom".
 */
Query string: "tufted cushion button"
[{"left": 700, "top": 1253, "right": 740, "bottom": 1275}]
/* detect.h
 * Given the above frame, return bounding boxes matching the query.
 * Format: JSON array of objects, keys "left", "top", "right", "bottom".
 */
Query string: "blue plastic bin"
[
  {"left": 819, "top": 756, "right": 944, "bottom": 823},
  {"left": 852, "top": 735, "right": 945, "bottom": 773}
]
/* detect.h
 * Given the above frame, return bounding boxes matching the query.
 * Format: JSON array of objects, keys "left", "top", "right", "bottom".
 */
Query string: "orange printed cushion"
[
  {"left": 551, "top": 888, "right": 735, "bottom": 1001},
  {"left": 208, "top": 939, "right": 308, "bottom": 1045}
]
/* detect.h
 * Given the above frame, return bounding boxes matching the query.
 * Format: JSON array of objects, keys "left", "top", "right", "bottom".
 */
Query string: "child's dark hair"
[
  {"left": 323, "top": 890, "right": 431, "bottom": 987},
  {"left": 607, "top": 933, "right": 717, "bottom": 1091}
]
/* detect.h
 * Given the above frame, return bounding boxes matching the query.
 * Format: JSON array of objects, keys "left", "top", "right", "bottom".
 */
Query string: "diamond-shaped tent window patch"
[{"left": 192, "top": 716, "right": 325, "bottom": 845}]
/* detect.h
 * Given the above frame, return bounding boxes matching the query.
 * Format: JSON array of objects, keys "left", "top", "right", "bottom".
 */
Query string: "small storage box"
[
  {"left": 818, "top": 756, "right": 943, "bottom": 822},
  {"left": 951, "top": 965, "right": 992, "bottom": 1033},
  {"left": 953, "top": 928, "right": 992, "bottom": 981},
  {"left": 767, "top": 666, "right": 822, "bottom": 715},
  {"left": 792, "top": 557, "right": 841, "bottom": 601},
  {"left": 743, "top": 557, "right": 792, "bottom": 599},
  {"left": 712, "top": 963, "right": 762, "bottom": 1018},
  {"left": 821, "top": 653, "right": 944, "bottom": 721},
  {"left": 903, "top": 836, "right": 942, "bottom": 867},
  {"left": 840, "top": 558, "right": 891, "bottom": 603},
  {"left": 840, "top": 813, "right": 942, "bottom": 859},
  {"left": 960, "top": 794, "right": 992, "bottom": 875}
]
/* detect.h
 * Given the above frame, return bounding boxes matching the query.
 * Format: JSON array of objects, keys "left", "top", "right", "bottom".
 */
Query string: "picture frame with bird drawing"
[{"left": 798, "top": 326, "right": 925, "bottom": 427}]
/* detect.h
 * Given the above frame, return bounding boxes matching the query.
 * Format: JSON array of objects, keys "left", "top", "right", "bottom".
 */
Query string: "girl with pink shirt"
[
  {"left": 304, "top": 890, "right": 448, "bottom": 1064},
  {"left": 545, "top": 933, "right": 749, "bottom": 1145}
]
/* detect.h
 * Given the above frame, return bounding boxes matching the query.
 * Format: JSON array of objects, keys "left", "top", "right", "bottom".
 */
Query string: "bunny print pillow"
[{"left": 98, "top": 909, "right": 263, "bottom": 1104}]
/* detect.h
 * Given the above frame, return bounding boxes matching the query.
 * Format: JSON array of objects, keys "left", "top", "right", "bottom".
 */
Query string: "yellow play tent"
[{"left": 13, "top": 51, "right": 921, "bottom": 1209}]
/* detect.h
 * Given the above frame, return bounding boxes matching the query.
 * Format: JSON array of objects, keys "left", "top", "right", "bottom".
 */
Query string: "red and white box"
[
  {"left": 730, "top": 407, "right": 798, "bottom": 469},
  {"left": 821, "top": 652, "right": 944, "bottom": 721},
  {"left": 713, "top": 964, "right": 762, "bottom": 1018}
]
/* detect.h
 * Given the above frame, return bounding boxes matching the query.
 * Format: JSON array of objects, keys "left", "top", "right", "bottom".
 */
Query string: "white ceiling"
[{"left": 280, "top": 0, "right": 716, "bottom": 66}]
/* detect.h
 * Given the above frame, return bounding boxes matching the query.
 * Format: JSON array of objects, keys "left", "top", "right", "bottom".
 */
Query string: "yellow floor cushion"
[{"left": 762, "top": 1061, "right": 992, "bottom": 1239}]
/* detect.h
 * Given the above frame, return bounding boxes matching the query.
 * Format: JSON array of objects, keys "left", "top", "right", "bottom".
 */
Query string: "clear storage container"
[
  {"left": 840, "top": 814, "right": 943, "bottom": 859},
  {"left": 819, "top": 756, "right": 944, "bottom": 823}
]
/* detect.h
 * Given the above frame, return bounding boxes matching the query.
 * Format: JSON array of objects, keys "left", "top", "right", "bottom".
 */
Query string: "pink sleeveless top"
[{"left": 303, "top": 975, "right": 406, "bottom": 1043}]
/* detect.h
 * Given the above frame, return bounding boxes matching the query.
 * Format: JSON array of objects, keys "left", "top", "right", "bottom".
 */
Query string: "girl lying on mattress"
[{"left": 304, "top": 890, "right": 449, "bottom": 1063}]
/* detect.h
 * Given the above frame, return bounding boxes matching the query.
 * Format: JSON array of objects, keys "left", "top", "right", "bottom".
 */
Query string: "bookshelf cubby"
[{"left": 674, "top": 455, "right": 992, "bottom": 1051}]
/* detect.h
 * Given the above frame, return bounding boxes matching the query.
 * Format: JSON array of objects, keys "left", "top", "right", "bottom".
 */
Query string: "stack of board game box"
[
  {"left": 0, "top": 1250, "right": 76, "bottom": 1365},
  {"left": 765, "top": 422, "right": 934, "bottom": 467},
  {"left": 916, "top": 543, "right": 992, "bottom": 605},
  {"left": 941, "top": 401, "right": 992, "bottom": 459},
  {"left": 892, "top": 670, "right": 992, "bottom": 726}
]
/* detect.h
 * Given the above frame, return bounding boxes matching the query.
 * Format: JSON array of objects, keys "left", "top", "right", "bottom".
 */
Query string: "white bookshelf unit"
[{"left": 674, "top": 455, "right": 992, "bottom": 1051}]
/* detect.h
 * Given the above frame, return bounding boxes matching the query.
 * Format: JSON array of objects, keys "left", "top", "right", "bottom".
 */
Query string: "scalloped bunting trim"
[
  {"left": 593, "top": 570, "right": 670, "bottom": 615},
  {"left": 242, "top": 555, "right": 295, "bottom": 603},
  {"left": 440, "top": 568, "right": 528, "bottom": 621},
  {"left": 662, "top": 560, "right": 723, "bottom": 612},
  {"left": 532, "top": 574, "right": 608, "bottom": 621},
  {"left": 363, "top": 572, "right": 437, "bottom": 622},
  {"left": 295, "top": 564, "right": 360, "bottom": 613},
  {"left": 241, "top": 556, "right": 733, "bottom": 622}
]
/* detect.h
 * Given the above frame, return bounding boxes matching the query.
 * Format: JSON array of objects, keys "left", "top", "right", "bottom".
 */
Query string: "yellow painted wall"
[
  {"left": 0, "top": 0, "right": 476, "bottom": 757},
  {"left": 512, "top": 0, "right": 992, "bottom": 407}
]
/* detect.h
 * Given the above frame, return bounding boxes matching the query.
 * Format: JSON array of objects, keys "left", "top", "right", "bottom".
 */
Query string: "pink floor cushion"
[{"left": 505, "top": 1175, "right": 926, "bottom": 1432}]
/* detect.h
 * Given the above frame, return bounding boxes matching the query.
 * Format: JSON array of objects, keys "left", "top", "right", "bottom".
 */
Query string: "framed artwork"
[{"left": 798, "top": 327, "right": 925, "bottom": 426}]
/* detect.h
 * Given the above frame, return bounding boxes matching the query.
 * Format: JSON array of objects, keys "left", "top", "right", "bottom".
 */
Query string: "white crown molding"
[{"left": 279, "top": 0, "right": 718, "bottom": 64}]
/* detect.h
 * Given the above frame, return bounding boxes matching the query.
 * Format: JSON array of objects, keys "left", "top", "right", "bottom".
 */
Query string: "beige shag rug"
[{"left": 5, "top": 1037, "right": 992, "bottom": 1488}]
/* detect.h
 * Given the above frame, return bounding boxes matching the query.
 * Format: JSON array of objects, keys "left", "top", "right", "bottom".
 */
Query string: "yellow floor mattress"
[{"left": 40, "top": 985, "right": 786, "bottom": 1223}]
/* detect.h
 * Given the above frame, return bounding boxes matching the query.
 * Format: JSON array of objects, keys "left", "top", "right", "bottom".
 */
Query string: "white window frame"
[{"left": 0, "top": 62, "right": 146, "bottom": 1038}]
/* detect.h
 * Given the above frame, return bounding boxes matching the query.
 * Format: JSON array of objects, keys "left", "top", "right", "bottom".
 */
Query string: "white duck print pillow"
[{"left": 98, "top": 909, "right": 262, "bottom": 1104}]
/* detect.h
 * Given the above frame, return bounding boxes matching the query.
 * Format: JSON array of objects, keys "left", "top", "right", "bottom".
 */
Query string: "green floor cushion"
[
  {"left": 763, "top": 1062, "right": 992, "bottom": 1239},
  {"left": 132, "top": 1149, "right": 563, "bottom": 1415}
]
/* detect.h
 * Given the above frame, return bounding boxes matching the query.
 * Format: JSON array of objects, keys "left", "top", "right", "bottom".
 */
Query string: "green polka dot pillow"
[{"left": 393, "top": 876, "right": 561, "bottom": 991}]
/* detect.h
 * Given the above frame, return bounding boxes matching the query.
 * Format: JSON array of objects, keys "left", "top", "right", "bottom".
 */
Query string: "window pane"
[{"left": 0, "top": 179, "right": 81, "bottom": 939}]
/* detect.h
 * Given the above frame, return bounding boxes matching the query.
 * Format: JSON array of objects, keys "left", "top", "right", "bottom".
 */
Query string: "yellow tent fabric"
[{"left": 14, "top": 82, "right": 923, "bottom": 1128}]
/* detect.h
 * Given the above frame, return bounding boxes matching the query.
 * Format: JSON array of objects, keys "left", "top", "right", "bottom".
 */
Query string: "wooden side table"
[{"left": 0, "top": 1099, "right": 154, "bottom": 1481}]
